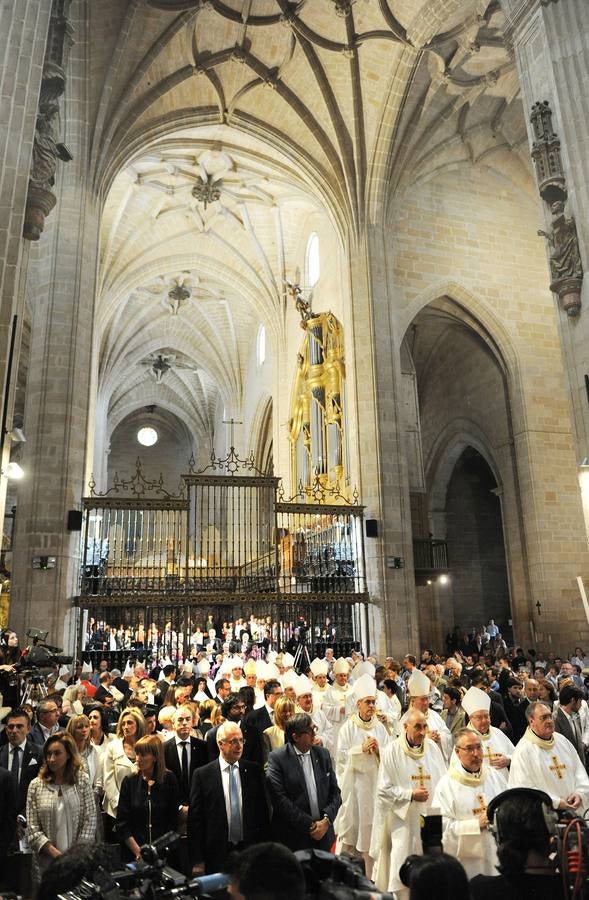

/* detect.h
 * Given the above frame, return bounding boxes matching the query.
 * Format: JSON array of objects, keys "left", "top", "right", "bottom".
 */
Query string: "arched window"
[
  {"left": 306, "top": 232, "right": 320, "bottom": 288},
  {"left": 257, "top": 324, "right": 266, "bottom": 366}
]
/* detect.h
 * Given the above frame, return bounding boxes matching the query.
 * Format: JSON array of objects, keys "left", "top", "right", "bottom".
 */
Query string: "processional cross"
[
  {"left": 223, "top": 417, "right": 243, "bottom": 449},
  {"left": 549, "top": 755, "right": 566, "bottom": 780},
  {"left": 410, "top": 766, "right": 431, "bottom": 790}
]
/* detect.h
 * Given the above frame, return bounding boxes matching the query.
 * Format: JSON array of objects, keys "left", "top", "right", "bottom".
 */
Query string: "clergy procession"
[{"left": 2, "top": 629, "right": 589, "bottom": 899}]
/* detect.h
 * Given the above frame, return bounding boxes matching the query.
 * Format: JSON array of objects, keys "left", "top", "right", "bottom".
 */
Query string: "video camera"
[
  {"left": 556, "top": 812, "right": 589, "bottom": 900},
  {"left": 56, "top": 835, "right": 396, "bottom": 900}
]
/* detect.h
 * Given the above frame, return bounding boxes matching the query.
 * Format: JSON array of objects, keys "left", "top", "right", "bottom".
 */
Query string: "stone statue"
[
  {"left": 30, "top": 100, "right": 60, "bottom": 189},
  {"left": 538, "top": 200, "right": 583, "bottom": 283}
]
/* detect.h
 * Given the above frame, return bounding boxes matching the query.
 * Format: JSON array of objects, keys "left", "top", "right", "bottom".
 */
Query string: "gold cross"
[
  {"left": 472, "top": 794, "right": 487, "bottom": 816},
  {"left": 410, "top": 766, "right": 431, "bottom": 790},
  {"left": 549, "top": 755, "right": 566, "bottom": 780},
  {"left": 483, "top": 746, "right": 497, "bottom": 762}
]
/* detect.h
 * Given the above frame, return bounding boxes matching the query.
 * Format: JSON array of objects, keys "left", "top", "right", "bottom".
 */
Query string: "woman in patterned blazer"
[{"left": 26, "top": 731, "right": 96, "bottom": 886}]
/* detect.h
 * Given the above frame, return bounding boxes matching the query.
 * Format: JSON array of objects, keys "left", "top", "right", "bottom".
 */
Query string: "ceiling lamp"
[{"left": 137, "top": 426, "right": 158, "bottom": 447}]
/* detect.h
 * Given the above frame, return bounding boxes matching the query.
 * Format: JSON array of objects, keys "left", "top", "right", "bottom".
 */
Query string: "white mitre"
[
  {"left": 310, "top": 658, "right": 328, "bottom": 677},
  {"left": 296, "top": 674, "right": 314, "bottom": 696},
  {"left": 407, "top": 668, "right": 431, "bottom": 697},
  {"left": 352, "top": 672, "right": 377, "bottom": 701},
  {"left": 462, "top": 686, "right": 491, "bottom": 717},
  {"left": 333, "top": 657, "right": 351, "bottom": 675}
]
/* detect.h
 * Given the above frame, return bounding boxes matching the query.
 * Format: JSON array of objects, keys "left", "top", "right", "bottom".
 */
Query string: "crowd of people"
[{"left": 1, "top": 621, "right": 589, "bottom": 899}]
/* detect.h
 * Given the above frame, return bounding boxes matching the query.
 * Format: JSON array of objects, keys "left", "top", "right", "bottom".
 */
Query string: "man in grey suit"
[
  {"left": 554, "top": 684, "right": 586, "bottom": 764},
  {"left": 266, "top": 713, "right": 341, "bottom": 852}
]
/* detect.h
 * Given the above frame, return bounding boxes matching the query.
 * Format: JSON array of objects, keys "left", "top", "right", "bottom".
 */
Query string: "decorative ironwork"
[
  {"left": 188, "top": 444, "right": 267, "bottom": 477},
  {"left": 278, "top": 476, "right": 360, "bottom": 506},
  {"left": 87, "top": 457, "right": 186, "bottom": 500}
]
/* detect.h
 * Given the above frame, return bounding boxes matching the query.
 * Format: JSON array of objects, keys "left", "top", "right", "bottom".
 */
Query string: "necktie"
[
  {"left": 180, "top": 742, "right": 189, "bottom": 796},
  {"left": 11, "top": 746, "right": 20, "bottom": 781},
  {"left": 229, "top": 764, "right": 242, "bottom": 844},
  {"left": 299, "top": 753, "right": 320, "bottom": 819}
]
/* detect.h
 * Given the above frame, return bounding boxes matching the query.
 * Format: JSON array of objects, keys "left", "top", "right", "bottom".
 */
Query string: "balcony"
[{"left": 413, "top": 538, "right": 449, "bottom": 585}]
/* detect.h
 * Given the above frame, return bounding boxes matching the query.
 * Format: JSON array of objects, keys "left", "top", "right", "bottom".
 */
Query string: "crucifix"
[
  {"left": 472, "top": 794, "right": 487, "bottom": 816},
  {"left": 549, "top": 755, "right": 566, "bottom": 780},
  {"left": 535, "top": 600, "right": 542, "bottom": 616},
  {"left": 410, "top": 766, "right": 431, "bottom": 790},
  {"left": 482, "top": 745, "right": 497, "bottom": 763},
  {"left": 223, "top": 417, "right": 243, "bottom": 449}
]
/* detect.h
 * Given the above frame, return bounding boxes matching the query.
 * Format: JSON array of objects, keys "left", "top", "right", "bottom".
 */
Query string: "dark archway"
[{"left": 445, "top": 446, "right": 510, "bottom": 634}]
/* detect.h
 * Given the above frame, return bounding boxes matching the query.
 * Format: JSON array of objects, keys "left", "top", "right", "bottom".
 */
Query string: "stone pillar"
[
  {"left": 0, "top": 1, "right": 52, "bottom": 526},
  {"left": 505, "top": 0, "right": 589, "bottom": 460},
  {"left": 10, "top": 0, "right": 99, "bottom": 650},
  {"left": 344, "top": 226, "right": 419, "bottom": 657}
]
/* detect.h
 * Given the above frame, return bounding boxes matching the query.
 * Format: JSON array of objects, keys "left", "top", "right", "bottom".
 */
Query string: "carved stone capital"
[{"left": 550, "top": 275, "right": 583, "bottom": 317}]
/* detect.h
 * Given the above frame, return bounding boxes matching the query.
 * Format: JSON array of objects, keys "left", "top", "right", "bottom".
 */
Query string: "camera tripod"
[{"left": 293, "top": 640, "right": 311, "bottom": 673}]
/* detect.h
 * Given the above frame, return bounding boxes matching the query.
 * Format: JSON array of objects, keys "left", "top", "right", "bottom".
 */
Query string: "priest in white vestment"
[
  {"left": 433, "top": 727, "right": 505, "bottom": 879},
  {"left": 333, "top": 673, "right": 389, "bottom": 879},
  {"left": 370, "top": 709, "right": 446, "bottom": 898},
  {"left": 400, "top": 668, "right": 453, "bottom": 761},
  {"left": 461, "top": 687, "right": 515, "bottom": 783},
  {"left": 322, "top": 658, "right": 354, "bottom": 750},
  {"left": 309, "top": 657, "right": 329, "bottom": 710},
  {"left": 508, "top": 700, "right": 589, "bottom": 812},
  {"left": 295, "top": 674, "right": 334, "bottom": 756}
]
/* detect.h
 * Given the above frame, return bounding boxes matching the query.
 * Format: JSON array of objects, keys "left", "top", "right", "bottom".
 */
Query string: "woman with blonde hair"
[
  {"left": 102, "top": 707, "right": 146, "bottom": 837},
  {"left": 262, "top": 696, "right": 296, "bottom": 765},
  {"left": 62, "top": 683, "right": 88, "bottom": 717},
  {"left": 26, "top": 732, "right": 96, "bottom": 885},
  {"left": 115, "top": 735, "right": 180, "bottom": 860},
  {"left": 66, "top": 714, "right": 102, "bottom": 790}
]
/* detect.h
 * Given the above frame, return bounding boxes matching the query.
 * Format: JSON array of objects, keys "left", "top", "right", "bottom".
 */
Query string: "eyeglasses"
[
  {"left": 456, "top": 744, "right": 482, "bottom": 754},
  {"left": 221, "top": 737, "right": 244, "bottom": 746}
]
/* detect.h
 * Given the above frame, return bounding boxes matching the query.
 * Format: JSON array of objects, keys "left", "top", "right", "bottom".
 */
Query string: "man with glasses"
[
  {"left": 370, "top": 708, "right": 446, "bottom": 898},
  {"left": 509, "top": 700, "right": 589, "bottom": 812},
  {"left": 206, "top": 693, "right": 260, "bottom": 764},
  {"left": 266, "top": 712, "right": 341, "bottom": 852},
  {"left": 188, "top": 721, "right": 269, "bottom": 875},
  {"left": 29, "top": 698, "right": 60, "bottom": 747},
  {"left": 433, "top": 728, "right": 505, "bottom": 878}
]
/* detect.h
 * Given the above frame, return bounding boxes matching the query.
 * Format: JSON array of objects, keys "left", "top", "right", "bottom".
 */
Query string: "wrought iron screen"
[{"left": 80, "top": 454, "right": 368, "bottom": 659}]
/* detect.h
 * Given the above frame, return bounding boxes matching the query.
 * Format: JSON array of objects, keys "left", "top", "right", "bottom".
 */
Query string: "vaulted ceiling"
[{"left": 90, "top": 0, "right": 532, "bottom": 452}]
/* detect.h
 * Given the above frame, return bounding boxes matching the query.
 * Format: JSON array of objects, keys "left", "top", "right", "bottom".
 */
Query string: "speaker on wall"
[
  {"left": 67, "top": 509, "right": 83, "bottom": 531},
  {"left": 365, "top": 519, "right": 378, "bottom": 538}
]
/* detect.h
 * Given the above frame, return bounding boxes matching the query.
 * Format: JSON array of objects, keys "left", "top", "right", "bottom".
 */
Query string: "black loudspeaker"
[
  {"left": 67, "top": 509, "right": 83, "bottom": 531},
  {"left": 366, "top": 519, "right": 378, "bottom": 538}
]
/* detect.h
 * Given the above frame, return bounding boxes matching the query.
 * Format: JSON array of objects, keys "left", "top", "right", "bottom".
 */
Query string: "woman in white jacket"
[{"left": 102, "top": 707, "right": 145, "bottom": 838}]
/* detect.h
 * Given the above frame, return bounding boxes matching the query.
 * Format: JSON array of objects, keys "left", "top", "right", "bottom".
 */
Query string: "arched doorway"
[{"left": 402, "top": 296, "right": 522, "bottom": 651}]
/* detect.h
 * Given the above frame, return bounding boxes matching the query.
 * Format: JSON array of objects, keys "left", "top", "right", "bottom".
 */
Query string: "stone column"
[
  {"left": 344, "top": 225, "right": 419, "bottom": 657},
  {"left": 505, "top": 0, "right": 589, "bottom": 460},
  {"left": 10, "top": 0, "right": 99, "bottom": 650},
  {"left": 0, "top": 1, "right": 52, "bottom": 525}
]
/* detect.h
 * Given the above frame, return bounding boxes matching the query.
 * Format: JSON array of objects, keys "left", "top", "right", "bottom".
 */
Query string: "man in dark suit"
[
  {"left": 266, "top": 712, "right": 341, "bottom": 852},
  {"left": 241, "top": 679, "right": 284, "bottom": 765},
  {"left": 0, "top": 708, "right": 41, "bottom": 815},
  {"left": 0, "top": 767, "right": 17, "bottom": 877},
  {"left": 188, "top": 721, "right": 269, "bottom": 874},
  {"left": 206, "top": 694, "right": 260, "bottom": 764},
  {"left": 164, "top": 705, "right": 208, "bottom": 805},
  {"left": 554, "top": 684, "right": 586, "bottom": 764},
  {"left": 503, "top": 677, "right": 528, "bottom": 743}
]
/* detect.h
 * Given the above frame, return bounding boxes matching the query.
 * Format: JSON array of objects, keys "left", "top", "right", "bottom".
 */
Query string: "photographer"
[
  {"left": 470, "top": 788, "right": 565, "bottom": 900},
  {"left": 226, "top": 842, "right": 305, "bottom": 900}
]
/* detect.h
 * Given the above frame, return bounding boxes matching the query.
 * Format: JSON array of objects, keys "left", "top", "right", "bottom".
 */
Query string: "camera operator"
[
  {"left": 226, "top": 842, "right": 305, "bottom": 900},
  {"left": 400, "top": 853, "right": 471, "bottom": 900},
  {"left": 0, "top": 630, "right": 21, "bottom": 709},
  {"left": 470, "top": 788, "right": 565, "bottom": 900}
]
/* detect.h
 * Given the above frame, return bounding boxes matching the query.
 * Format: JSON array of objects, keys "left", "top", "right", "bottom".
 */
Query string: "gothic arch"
[{"left": 250, "top": 394, "right": 273, "bottom": 476}]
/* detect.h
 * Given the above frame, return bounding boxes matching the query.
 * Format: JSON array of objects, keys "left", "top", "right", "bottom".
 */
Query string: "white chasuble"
[
  {"left": 370, "top": 736, "right": 446, "bottom": 893},
  {"left": 509, "top": 728, "right": 589, "bottom": 810},
  {"left": 433, "top": 764, "right": 505, "bottom": 879}
]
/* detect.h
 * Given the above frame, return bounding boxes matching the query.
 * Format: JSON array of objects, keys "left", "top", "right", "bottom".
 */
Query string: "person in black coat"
[
  {"left": 0, "top": 708, "right": 41, "bottom": 816},
  {"left": 115, "top": 735, "right": 180, "bottom": 860},
  {"left": 266, "top": 712, "right": 341, "bottom": 852},
  {"left": 503, "top": 678, "right": 528, "bottom": 743},
  {"left": 206, "top": 694, "right": 261, "bottom": 764},
  {"left": 164, "top": 705, "right": 208, "bottom": 805},
  {"left": 188, "top": 721, "right": 270, "bottom": 875},
  {"left": 0, "top": 767, "right": 17, "bottom": 874}
]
